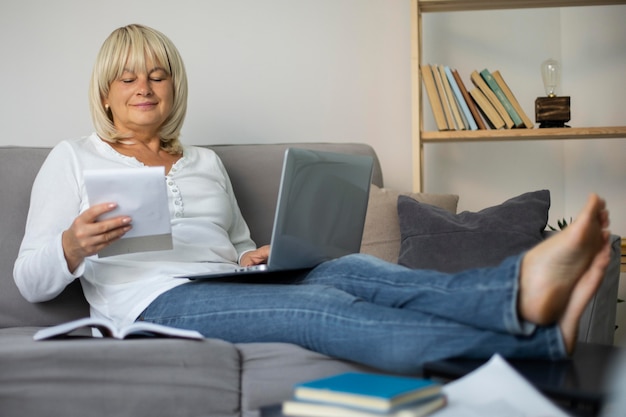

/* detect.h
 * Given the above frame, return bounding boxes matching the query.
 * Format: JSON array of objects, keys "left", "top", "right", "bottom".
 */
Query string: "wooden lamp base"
[{"left": 535, "top": 96, "right": 570, "bottom": 128}]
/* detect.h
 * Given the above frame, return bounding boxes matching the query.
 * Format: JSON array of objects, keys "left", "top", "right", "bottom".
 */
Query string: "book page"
[
  {"left": 33, "top": 317, "right": 114, "bottom": 340},
  {"left": 34, "top": 317, "right": 203, "bottom": 340},
  {"left": 84, "top": 167, "right": 173, "bottom": 257},
  {"left": 120, "top": 322, "right": 203, "bottom": 340},
  {"left": 431, "top": 354, "right": 568, "bottom": 417}
]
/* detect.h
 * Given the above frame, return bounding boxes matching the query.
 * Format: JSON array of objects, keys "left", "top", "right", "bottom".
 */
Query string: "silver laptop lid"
[{"left": 267, "top": 148, "right": 374, "bottom": 271}]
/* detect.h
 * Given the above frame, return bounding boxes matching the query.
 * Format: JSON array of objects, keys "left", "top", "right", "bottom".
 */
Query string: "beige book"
[
  {"left": 432, "top": 65, "right": 455, "bottom": 130},
  {"left": 492, "top": 70, "right": 534, "bottom": 128},
  {"left": 420, "top": 64, "right": 449, "bottom": 131},
  {"left": 470, "top": 70, "right": 514, "bottom": 128},
  {"left": 469, "top": 88, "right": 505, "bottom": 130}
]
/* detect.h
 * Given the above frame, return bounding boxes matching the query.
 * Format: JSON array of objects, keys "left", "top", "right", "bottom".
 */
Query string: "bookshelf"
[{"left": 410, "top": 0, "right": 626, "bottom": 191}]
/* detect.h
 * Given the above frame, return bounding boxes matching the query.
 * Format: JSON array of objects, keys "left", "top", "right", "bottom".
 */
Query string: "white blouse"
[{"left": 14, "top": 133, "right": 257, "bottom": 328}]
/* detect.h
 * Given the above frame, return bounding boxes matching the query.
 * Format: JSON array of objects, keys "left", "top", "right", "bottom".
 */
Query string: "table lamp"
[{"left": 535, "top": 58, "right": 570, "bottom": 128}]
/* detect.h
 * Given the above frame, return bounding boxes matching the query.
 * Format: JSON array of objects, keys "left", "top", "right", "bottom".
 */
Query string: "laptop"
[{"left": 176, "top": 147, "right": 374, "bottom": 280}]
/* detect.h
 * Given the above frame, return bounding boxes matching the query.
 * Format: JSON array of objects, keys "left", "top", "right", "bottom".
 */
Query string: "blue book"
[
  {"left": 444, "top": 66, "right": 478, "bottom": 131},
  {"left": 293, "top": 372, "right": 442, "bottom": 413}
]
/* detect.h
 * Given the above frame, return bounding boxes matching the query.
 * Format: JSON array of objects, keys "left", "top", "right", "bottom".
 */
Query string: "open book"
[{"left": 33, "top": 317, "right": 204, "bottom": 341}]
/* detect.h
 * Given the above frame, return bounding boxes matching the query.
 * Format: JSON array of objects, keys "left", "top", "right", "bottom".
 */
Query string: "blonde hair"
[{"left": 89, "top": 24, "right": 188, "bottom": 154}]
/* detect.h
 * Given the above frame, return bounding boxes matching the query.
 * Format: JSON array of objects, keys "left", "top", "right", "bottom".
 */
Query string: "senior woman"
[{"left": 14, "top": 24, "right": 611, "bottom": 374}]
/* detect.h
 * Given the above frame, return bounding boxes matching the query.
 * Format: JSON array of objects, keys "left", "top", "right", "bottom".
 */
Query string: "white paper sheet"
[
  {"left": 430, "top": 354, "right": 570, "bottom": 417},
  {"left": 83, "top": 167, "right": 173, "bottom": 257}
]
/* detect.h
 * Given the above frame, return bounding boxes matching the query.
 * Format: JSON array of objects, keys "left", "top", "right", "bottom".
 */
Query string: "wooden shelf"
[
  {"left": 422, "top": 126, "right": 626, "bottom": 143},
  {"left": 410, "top": 0, "right": 626, "bottom": 191},
  {"left": 418, "top": 0, "right": 626, "bottom": 13}
]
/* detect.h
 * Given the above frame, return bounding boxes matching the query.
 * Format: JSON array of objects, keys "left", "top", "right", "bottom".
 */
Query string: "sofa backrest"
[
  {"left": 0, "top": 147, "right": 90, "bottom": 328},
  {"left": 0, "top": 143, "right": 383, "bottom": 328},
  {"left": 208, "top": 143, "right": 383, "bottom": 245}
]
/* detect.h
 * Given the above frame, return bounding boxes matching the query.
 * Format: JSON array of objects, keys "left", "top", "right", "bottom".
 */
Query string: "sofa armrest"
[{"left": 577, "top": 234, "right": 621, "bottom": 345}]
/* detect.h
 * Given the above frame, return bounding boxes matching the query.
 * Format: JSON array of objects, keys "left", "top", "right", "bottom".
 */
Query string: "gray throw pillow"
[
  {"left": 397, "top": 190, "right": 550, "bottom": 272},
  {"left": 360, "top": 185, "right": 459, "bottom": 263}
]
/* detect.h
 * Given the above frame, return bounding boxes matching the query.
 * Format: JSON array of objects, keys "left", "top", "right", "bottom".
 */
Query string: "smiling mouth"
[{"left": 133, "top": 102, "right": 158, "bottom": 109}]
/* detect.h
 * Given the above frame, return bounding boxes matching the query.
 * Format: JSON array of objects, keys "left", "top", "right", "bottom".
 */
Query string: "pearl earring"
[{"left": 104, "top": 104, "right": 110, "bottom": 111}]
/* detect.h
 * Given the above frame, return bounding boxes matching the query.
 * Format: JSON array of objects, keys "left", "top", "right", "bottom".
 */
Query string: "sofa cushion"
[
  {"left": 0, "top": 328, "right": 241, "bottom": 417},
  {"left": 397, "top": 190, "right": 550, "bottom": 272},
  {"left": 360, "top": 185, "right": 459, "bottom": 263}
]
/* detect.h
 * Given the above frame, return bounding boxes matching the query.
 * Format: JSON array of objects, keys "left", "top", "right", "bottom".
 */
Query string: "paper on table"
[
  {"left": 430, "top": 354, "right": 569, "bottom": 417},
  {"left": 84, "top": 167, "right": 173, "bottom": 257}
]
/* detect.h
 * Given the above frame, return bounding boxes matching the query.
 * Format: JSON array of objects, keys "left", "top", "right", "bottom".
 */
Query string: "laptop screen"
[{"left": 268, "top": 148, "right": 374, "bottom": 271}]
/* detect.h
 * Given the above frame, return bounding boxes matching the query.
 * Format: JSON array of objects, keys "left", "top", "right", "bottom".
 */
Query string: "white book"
[
  {"left": 33, "top": 317, "right": 203, "bottom": 341},
  {"left": 83, "top": 166, "right": 173, "bottom": 257},
  {"left": 282, "top": 396, "right": 446, "bottom": 417}
]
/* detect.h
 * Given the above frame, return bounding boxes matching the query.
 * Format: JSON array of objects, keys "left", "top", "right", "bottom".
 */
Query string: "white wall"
[
  {"left": 1, "top": 1, "right": 624, "bottom": 236},
  {"left": 0, "top": 0, "right": 412, "bottom": 189},
  {"left": 422, "top": 6, "right": 626, "bottom": 236},
  {"left": 561, "top": 7, "right": 626, "bottom": 237}
]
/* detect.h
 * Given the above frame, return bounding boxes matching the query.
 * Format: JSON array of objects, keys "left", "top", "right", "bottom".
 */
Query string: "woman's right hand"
[{"left": 62, "top": 203, "right": 132, "bottom": 273}]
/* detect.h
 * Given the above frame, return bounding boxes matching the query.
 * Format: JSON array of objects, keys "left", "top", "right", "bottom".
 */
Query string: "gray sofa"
[{"left": 0, "top": 143, "right": 621, "bottom": 417}]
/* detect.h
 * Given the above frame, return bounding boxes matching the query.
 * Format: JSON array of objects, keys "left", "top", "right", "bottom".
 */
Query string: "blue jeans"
[{"left": 140, "top": 254, "right": 566, "bottom": 373}]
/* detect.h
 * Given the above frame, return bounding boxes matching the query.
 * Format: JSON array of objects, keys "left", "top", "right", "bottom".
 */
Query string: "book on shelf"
[
  {"left": 479, "top": 69, "right": 524, "bottom": 128},
  {"left": 444, "top": 66, "right": 478, "bottom": 131},
  {"left": 33, "top": 317, "right": 204, "bottom": 341},
  {"left": 470, "top": 70, "right": 514, "bottom": 129},
  {"left": 469, "top": 87, "right": 505, "bottom": 130},
  {"left": 451, "top": 69, "right": 487, "bottom": 130},
  {"left": 432, "top": 65, "right": 456, "bottom": 130},
  {"left": 491, "top": 70, "right": 534, "bottom": 129},
  {"left": 420, "top": 64, "right": 449, "bottom": 131},
  {"left": 282, "top": 395, "right": 446, "bottom": 417},
  {"left": 436, "top": 65, "right": 465, "bottom": 130},
  {"left": 292, "top": 372, "right": 442, "bottom": 413}
]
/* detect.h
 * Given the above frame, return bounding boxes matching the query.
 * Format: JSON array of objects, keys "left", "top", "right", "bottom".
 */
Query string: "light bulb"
[{"left": 541, "top": 59, "right": 560, "bottom": 97}]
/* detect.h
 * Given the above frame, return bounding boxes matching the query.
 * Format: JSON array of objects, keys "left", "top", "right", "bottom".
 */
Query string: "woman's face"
[{"left": 104, "top": 62, "right": 174, "bottom": 138}]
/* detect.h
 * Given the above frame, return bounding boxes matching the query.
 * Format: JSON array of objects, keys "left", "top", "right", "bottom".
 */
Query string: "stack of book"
[
  {"left": 421, "top": 65, "right": 534, "bottom": 131},
  {"left": 281, "top": 372, "right": 446, "bottom": 417}
]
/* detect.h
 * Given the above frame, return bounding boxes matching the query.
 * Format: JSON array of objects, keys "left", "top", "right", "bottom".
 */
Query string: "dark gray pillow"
[{"left": 397, "top": 190, "right": 550, "bottom": 272}]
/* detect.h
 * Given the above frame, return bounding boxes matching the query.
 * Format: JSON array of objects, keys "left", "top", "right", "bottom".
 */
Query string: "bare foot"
[{"left": 518, "top": 194, "right": 610, "bottom": 328}]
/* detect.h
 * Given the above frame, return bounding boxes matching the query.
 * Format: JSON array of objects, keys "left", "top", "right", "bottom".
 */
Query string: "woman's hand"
[
  {"left": 62, "top": 203, "right": 132, "bottom": 273},
  {"left": 240, "top": 245, "right": 270, "bottom": 267}
]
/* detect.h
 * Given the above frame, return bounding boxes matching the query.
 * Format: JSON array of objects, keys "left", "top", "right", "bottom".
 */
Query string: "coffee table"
[
  {"left": 261, "top": 343, "right": 622, "bottom": 417},
  {"left": 422, "top": 342, "right": 623, "bottom": 417}
]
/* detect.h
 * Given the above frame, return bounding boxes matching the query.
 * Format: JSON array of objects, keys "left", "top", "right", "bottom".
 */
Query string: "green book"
[{"left": 480, "top": 69, "right": 524, "bottom": 127}]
